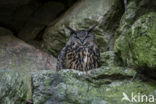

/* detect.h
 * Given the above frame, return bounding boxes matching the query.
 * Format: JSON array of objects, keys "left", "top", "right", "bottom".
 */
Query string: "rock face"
[
  {"left": 32, "top": 67, "right": 156, "bottom": 104},
  {"left": 0, "top": 27, "right": 57, "bottom": 99},
  {"left": 100, "top": 51, "right": 116, "bottom": 66},
  {"left": 0, "top": 0, "right": 156, "bottom": 104},
  {"left": 0, "top": 0, "right": 39, "bottom": 32},
  {"left": 0, "top": 70, "right": 27, "bottom": 104},
  {"left": 18, "top": 1, "right": 65, "bottom": 41},
  {"left": 43, "top": 0, "right": 123, "bottom": 56},
  {"left": 114, "top": 0, "right": 156, "bottom": 77},
  {"left": 115, "top": 12, "right": 156, "bottom": 68},
  {"left": 0, "top": 27, "right": 57, "bottom": 71},
  {"left": 0, "top": 0, "right": 71, "bottom": 42}
]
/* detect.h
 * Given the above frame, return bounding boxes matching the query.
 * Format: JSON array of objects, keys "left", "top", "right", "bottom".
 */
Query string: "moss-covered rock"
[
  {"left": 100, "top": 51, "right": 116, "bottom": 66},
  {"left": 0, "top": 70, "right": 27, "bottom": 104},
  {"left": 32, "top": 67, "right": 156, "bottom": 104},
  {"left": 43, "top": 0, "right": 123, "bottom": 56},
  {"left": 0, "top": 27, "right": 57, "bottom": 100},
  {"left": 115, "top": 12, "right": 156, "bottom": 69}
]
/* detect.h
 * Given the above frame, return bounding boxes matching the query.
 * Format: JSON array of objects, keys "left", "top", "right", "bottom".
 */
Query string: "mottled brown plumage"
[{"left": 57, "top": 25, "right": 100, "bottom": 71}]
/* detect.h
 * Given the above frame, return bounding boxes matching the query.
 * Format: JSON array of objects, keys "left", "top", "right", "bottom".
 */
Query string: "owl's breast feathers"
[{"left": 58, "top": 43, "right": 100, "bottom": 71}]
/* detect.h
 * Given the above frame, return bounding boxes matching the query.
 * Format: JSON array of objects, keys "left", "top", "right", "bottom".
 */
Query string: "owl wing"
[
  {"left": 93, "top": 45, "right": 100, "bottom": 67},
  {"left": 57, "top": 46, "right": 67, "bottom": 70},
  {"left": 96, "top": 47, "right": 100, "bottom": 60}
]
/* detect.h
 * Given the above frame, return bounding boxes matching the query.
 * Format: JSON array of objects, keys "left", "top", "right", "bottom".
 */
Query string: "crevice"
[
  {"left": 0, "top": 24, "right": 18, "bottom": 37},
  {"left": 90, "top": 74, "right": 133, "bottom": 81}
]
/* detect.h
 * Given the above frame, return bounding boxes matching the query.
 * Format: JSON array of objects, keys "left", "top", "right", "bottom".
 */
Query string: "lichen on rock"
[
  {"left": 0, "top": 27, "right": 57, "bottom": 100},
  {"left": 0, "top": 70, "right": 27, "bottom": 104},
  {"left": 100, "top": 51, "right": 116, "bottom": 66},
  {"left": 115, "top": 12, "right": 156, "bottom": 69},
  {"left": 32, "top": 67, "right": 156, "bottom": 104}
]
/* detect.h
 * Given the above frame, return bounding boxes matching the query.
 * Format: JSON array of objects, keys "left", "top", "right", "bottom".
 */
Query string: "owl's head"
[{"left": 67, "top": 25, "right": 97, "bottom": 46}]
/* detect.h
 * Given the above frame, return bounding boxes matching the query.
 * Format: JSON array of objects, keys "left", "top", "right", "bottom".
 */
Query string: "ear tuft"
[
  {"left": 67, "top": 26, "right": 76, "bottom": 34},
  {"left": 88, "top": 24, "right": 97, "bottom": 32}
]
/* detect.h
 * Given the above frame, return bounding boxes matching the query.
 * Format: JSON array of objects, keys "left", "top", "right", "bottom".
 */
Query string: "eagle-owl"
[{"left": 57, "top": 25, "right": 100, "bottom": 71}]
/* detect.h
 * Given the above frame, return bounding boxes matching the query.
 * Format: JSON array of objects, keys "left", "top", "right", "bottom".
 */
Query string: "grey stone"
[
  {"left": 0, "top": 69, "right": 27, "bottom": 104},
  {"left": 18, "top": 1, "right": 65, "bottom": 41},
  {"left": 0, "top": 27, "right": 57, "bottom": 99}
]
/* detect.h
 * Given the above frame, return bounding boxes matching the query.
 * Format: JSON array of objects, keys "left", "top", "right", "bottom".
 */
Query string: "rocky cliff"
[{"left": 0, "top": 0, "right": 156, "bottom": 104}]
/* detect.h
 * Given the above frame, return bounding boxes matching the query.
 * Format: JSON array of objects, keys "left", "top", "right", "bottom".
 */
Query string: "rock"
[
  {"left": 32, "top": 67, "right": 156, "bottom": 104},
  {"left": 0, "top": 27, "right": 57, "bottom": 99},
  {"left": 0, "top": 27, "right": 13, "bottom": 36},
  {"left": 0, "top": 0, "right": 66, "bottom": 35},
  {"left": 0, "top": 69, "right": 27, "bottom": 104},
  {"left": 10, "top": 0, "right": 42, "bottom": 32},
  {"left": 43, "top": 0, "right": 123, "bottom": 56},
  {"left": 0, "top": 0, "right": 31, "bottom": 6},
  {"left": 0, "top": 0, "right": 39, "bottom": 32},
  {"left": 18, "top": 1, "right": 65, "bottom": 41},
  {"left": 115, "top": 12, "right": 156, "bottom": 69},
  {"left": 65, "top": 0, "right": 78, "bottom": 8},
  {"left": 117, "top": 0, "right": 156, "bottom": 32},
  {"left": 100, "top": 51, "right": 116, "bottom": 66}
]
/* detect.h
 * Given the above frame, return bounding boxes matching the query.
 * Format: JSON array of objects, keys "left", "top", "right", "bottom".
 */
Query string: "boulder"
[
  {"left": 0, "top": 27, "right": 57, "bottom": 99},
  {"left": 0, "top": 0, "right": 39, "bottom": 32},
  {"left": 9, "top": 0, "right": 42, "bottom": 32},
  {"left": 32, "top": 67, "right": 156, "bottom": 104},
  {"left": 115, "top": 12, "right": 156, "bottom": 69},
  {"left": 0, "top": 70, "right": 27, "bottom": 104},
  {"left": 0, "top": 0, "right": 66, "bottom": 36},
  {"left": 43, "top": 0, "right": 123, "bottom": 56},
  {"left": 0, "top": 27, "right": 13, "bottom": 36},
  {"left": 18, "top": 1, "right": 65, "bottom": 41}
]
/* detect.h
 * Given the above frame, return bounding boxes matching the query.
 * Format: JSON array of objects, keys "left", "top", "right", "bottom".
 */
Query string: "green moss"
[
  {"left": 45, "top": 79, "right": 51, "bottom": 86},
  {"left": 32, "top": 68, "right": 156, "bottom": 104},
  {"left": 49, "top": 49, "right": 58, "bottom": 57},
  {"left": 96, "top": 35, "right": 107, "bottom": 51},
  {"left": 115, "top": 12, "right": 156, "bottom": 68},
  {"left": 100, "top": 51, "right": 116, "bottom": 66},
  {"left": 0, "top": 70, "right": 28, "bottom": 104}
]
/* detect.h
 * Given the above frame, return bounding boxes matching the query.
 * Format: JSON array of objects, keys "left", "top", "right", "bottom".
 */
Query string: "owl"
[{"left": 57, "top": 25, "right": 100, "bottom": 71}]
